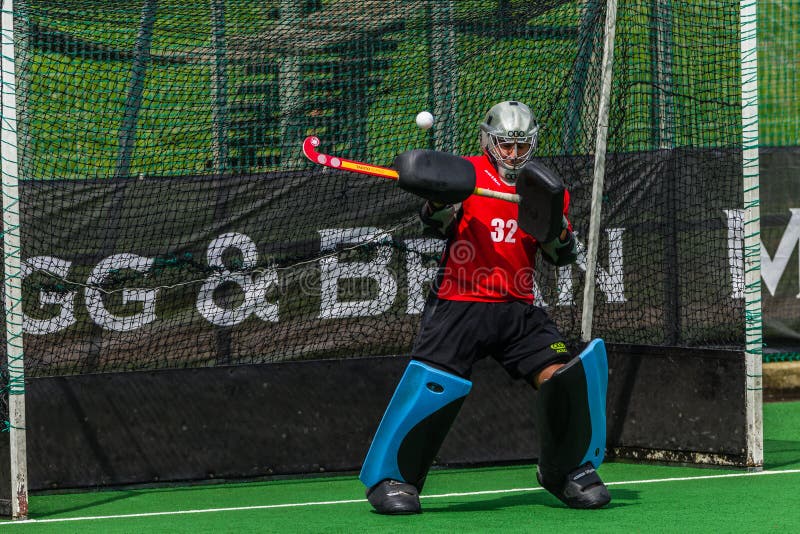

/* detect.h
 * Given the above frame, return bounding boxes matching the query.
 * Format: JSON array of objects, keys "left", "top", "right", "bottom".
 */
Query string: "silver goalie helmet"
[{"left": 479, "top": 101, "right": 540, "bottom": 184}]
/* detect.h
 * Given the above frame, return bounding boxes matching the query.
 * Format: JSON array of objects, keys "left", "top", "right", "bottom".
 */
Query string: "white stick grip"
[{"left": 473, "top": 187, "right": 520, "bottom": 204}]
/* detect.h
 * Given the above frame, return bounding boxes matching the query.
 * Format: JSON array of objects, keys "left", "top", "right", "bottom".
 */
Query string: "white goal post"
[
  {"left": 1, "top": 0, "right": 29, "bottom": 520},
  {"left": 739, "top": 0, "right": 763, "bottom": 469}
]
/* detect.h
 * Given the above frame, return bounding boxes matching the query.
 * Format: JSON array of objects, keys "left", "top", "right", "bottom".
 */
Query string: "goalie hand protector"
[
  {"left": 516, "top": 160, "right": 566, "bottom": 243},
  {"left": 394, "top": 149, "right": 477, "bottom": 204}
]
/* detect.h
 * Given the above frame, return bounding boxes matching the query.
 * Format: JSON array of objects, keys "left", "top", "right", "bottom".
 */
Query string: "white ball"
[{"left": 415, "top": 111, "right": 434, "bottom": 130}]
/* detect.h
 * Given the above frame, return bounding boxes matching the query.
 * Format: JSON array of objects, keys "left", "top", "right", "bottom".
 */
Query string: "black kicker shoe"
[
  {"left": 366, "top": 479, "right": 421, "bottom": 514},
  {"left": 537, "top": 462, "right": 611, "bottom": 509}
]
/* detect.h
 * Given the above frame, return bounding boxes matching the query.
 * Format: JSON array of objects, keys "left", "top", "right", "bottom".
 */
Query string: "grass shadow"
[
  {"left": 764, "top": 439, "right": 800, "bottom": 470},
  {"left": 32, "top": 490, "right": 141, "bottom": 519},
  {"left": 423, "top": 488, "right": 639, "bottom": 513}
]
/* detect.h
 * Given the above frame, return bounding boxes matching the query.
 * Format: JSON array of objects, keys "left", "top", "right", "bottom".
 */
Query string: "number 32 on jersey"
[{"left": 490, "top": 218, "right": 518, "bottom": 243}]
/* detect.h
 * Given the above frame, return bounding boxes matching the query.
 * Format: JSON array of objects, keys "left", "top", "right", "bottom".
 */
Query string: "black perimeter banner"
[{"left": 8, "top": 147, "right": 798, "bottom": 376}]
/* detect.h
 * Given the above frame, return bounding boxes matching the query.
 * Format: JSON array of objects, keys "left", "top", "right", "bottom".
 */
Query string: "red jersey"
[{"left": 433, "top": 154, "right": 571, "bottom": 303}]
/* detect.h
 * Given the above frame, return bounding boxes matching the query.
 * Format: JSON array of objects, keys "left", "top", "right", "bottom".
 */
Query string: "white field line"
[{"left": 2, "top": 468, "right": 800, "bottom": 526}]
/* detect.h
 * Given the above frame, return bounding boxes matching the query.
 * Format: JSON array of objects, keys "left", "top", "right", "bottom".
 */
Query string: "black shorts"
[{"left": 412, "top": 297, "right": 571, "bottom": 381}]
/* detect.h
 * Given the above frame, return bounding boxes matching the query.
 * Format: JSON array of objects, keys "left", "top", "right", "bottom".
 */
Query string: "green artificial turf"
[{"left": 5, "top": 401, "right": 799, "bottom": 533}]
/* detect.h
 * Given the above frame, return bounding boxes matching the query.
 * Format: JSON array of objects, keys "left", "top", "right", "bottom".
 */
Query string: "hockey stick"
[{"left": 302, "top": 136, "right": 520, "bottom": 204}]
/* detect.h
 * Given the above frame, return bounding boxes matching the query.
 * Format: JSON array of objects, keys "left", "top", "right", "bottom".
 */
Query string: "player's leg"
[
  {"left": 534, "top": 338, "right": 610, "bottom": 509},
  {"left": 360, "top": 360, "right": 472, "bottom": 514},
  {"left": 360, "top": 298, "right": 484, "bottom": 514},
  {"left": 499, "top": 304, "right": 610, "bottom": 509}
]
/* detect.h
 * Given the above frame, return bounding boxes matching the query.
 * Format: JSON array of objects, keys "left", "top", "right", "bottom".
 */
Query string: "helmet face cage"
[
  {"left": 486, "top": 132, "right": 537, "bottom": 167},
  {"left": 479, "top": 101, "right": 540, "bottom": 183}
]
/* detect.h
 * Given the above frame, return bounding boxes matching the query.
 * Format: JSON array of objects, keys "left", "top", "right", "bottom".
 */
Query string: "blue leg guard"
[
  {"left": 535, "top": 338, "right": 610, "bottom": 508},
  {"left": 360, "top": 360, "right": 472, "bottom": 492}
]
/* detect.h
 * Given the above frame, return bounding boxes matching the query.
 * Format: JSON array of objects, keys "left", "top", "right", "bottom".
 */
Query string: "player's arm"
[
  {"left": 420, "top": 200, "right": 461, "bottom": 238},
  {"left": 540, "top": 215, "right": 577, "bottom": 266}
]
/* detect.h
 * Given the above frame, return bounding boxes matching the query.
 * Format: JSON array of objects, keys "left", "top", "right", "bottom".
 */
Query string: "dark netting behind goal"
[{"left": 1, "top": 0, "right": 744, "bottom": 391}]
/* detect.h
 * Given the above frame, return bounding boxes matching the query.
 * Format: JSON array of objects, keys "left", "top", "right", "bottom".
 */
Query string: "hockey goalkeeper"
[{"left": 359, "top": 101, "right": 610, "bottom": 513}]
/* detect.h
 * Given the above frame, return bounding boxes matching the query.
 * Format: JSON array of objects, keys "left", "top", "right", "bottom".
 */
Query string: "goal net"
[{"left": 0, "top": 0, "right": 758, "bottom": 517}]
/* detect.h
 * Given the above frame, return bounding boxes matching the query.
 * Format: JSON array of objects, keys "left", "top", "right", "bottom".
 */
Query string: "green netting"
[
  {"left": 0, "top": 1, "right": 752, "bottom": 384},
  {"left": 759, "top": 0, "right": 800, "bottom": 147},
  {"left": 764, "top": 352, "right": 800, "bottom": 363},
  {"left": 758, "top": 0, "right": 800, "bottom": 361}
]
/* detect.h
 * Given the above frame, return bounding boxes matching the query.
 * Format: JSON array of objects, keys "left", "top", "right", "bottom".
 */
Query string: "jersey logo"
[
  {"left": 483, "top": 168, "right": 502, "bottom": 188},
  {"left": 550, "top": 341, "right": 569, "bottom": 354}
]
